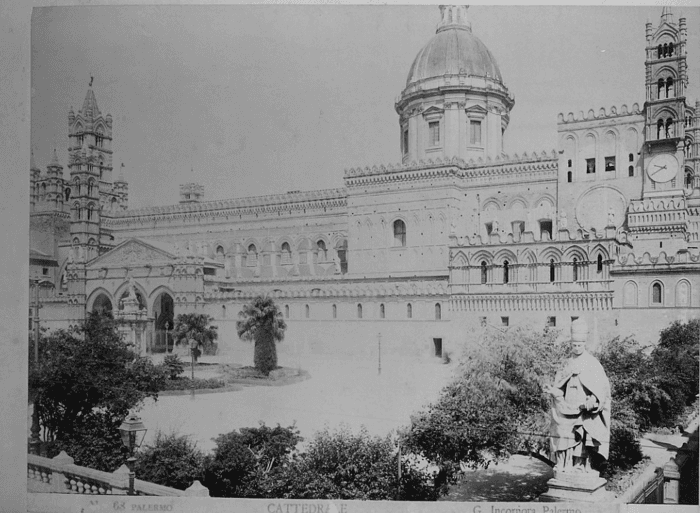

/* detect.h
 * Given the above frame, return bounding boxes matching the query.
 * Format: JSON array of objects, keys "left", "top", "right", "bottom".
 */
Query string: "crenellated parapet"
[
  {"left": 103, "top": 188, "right": 348, "bottom": 227},
  {"left": 449, "top": 226, "right": 619, "bottom": 248},
  {"left": 627, "top": 196, "right": 687, "bottom": 234},
  {"left": 613, "top": 248, "right": 700, "bottom": 268},
  {"left": 344, "top": 150, "right": 558, "bottom": 186},
  {"left": 557, "top": 104, "right": 642, "bottom": 125},
  {"left": 203, "top": 276, "right": 448, "bottom": 301}
]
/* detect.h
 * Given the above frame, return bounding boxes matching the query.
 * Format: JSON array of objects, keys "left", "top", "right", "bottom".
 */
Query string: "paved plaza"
[{"left": 137, "top": 350, "right": 453, "bottom": 452}]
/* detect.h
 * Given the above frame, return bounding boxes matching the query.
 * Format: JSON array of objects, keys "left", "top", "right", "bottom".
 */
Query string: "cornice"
[
  {"left": 103, "top": 188, "right": 348, "bottom": 227},
  {"left": 343, "top": 151, "right": 558, "bottom": 187}
]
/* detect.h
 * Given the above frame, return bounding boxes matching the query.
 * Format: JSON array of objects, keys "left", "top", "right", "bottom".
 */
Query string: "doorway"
[{"left": 433, "top": 338, "right": 443, "bottom": 358}]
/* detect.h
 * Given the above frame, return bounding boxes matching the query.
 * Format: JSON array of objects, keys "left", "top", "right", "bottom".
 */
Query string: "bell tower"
[
  {"left": 68, "top": 78, "right": 113, "bottom": 261},
  {"left": 642, "top": 8, "right": 687, "bottom": 197}
]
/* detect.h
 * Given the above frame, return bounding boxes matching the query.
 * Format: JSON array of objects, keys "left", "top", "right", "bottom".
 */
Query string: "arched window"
[
  {"left": 332, "top": 304, "right": 337, "bottom": 319},
  {"left": 651, "top": 282, "right": 663, "bottom": 305},
  {"left": 629, "top": 153, "right": 634, "bottom": 162},
  {"left": 663, "top": 43, "right": 668, "bottom": 57},
  {"left": 41, "top": 183, "right": 46, "bottom": 198},
  {"left": 657, "top": 44, "right": 662, "bottom": 59},
  {"left": 357, "top": 304, "right": 363, "bottom": 319},
  {"left": 407, "top": 303, "right": 412, "bottom": 319},
  {"left": 435, "top": 303, "right": 442, "bottom": 320},
  {"left": 567, "top": 159, "right": 572, "bottom": 167},
  {"left": 572, "top": 258, "right": 578, "bottom": 282},
  {"left": 247, "top": 244, "right": 257, "bottom": 267},
  {"left": 685, "top": 139, "right": 693, "bottom": 159},
  {"left": 668, "top": 42, "right": 674, "bottom": 56},
  {"left": 284, "top": 305, "right": 289, "bottom": 318},
  {"left": 216, "top": 245, "right": 225, "bottom": 262},
  {"left": 393, "top": 219, "right": 406, "bottom": 247},
  {"left": 305, "top": 304, "right": 310, "bottom": 318},
  {"left": 567, "top": 171, "right": 572, "bottom": 183},
  {"left": 628, "top": 165, "right": 634, "bottom": 177},
  {"left": 72, "top": 202, "right": 80, "bottom": 221},
  {"left": 281, "top": 242, "right": 291, "bottom": 264},
  {"left": 657, "top": 119, "right": 665, "bottom": 139},
  {"left": 658, "top": 78, "right": 665, "bottom": 99},
  {"left": 503, "top": 261, "right": 509, "bottom": 284},
  {"left": 380, "top": 303, "right": 385, "bottom": 319},
  {"left": 481, "top": 261, "right": 488, "bottom": 284},
  {"left": 686, "top": 170, "right": 694, "bottom": 189},
  {"left": 87, "top": 204, "right": 93, "bottom": 221},
  {"left": 87, "top": 179, "right": 95, "bottom": 196},
  {"left": 666, "top": 118, "right": 674, "bottom": 138},
  {"left": 597, "top": 254, "right": 603, "bottom": 274},
  {"left": 72, "top": 237, "right": 79, "bottom": 246},
  {"left": 549, "top": 259, "right": 556, "bottom": 283},
  {"left": 65, "top": 188, "right": 71, "bottom": 201},
  {"left": 666, "top": 77, "right": 674, "bottom": 98},
  {"left": 317, "top": 240, "right": 327, "bottom": 262}
]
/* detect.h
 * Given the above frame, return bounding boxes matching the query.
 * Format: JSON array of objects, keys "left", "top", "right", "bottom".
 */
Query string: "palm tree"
[
  {"left": 236, "top": 296, "right": 287, "bottom": 375},
  {"left": 173, "top": 313, "right": 218, "bottom": 361}
]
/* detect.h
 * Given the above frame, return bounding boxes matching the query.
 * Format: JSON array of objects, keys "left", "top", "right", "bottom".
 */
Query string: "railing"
[{"left": 28, "top": 451, "right": 209, "bottom": 496}]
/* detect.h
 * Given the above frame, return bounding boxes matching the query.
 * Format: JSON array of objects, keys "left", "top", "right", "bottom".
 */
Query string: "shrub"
[
  {"left": 280, "top": 426, "right": 441, "bottom": 501},
  {"left": 163, "top": 354, "right": 184, "bottom": 380},
  {"left": 401, "top": 325, "right": 566, "bottom": 486},
  {"left": 44, "top": 412, "right": 127, "bottom": 472},
  {"left": 135, "top": 431, "right": 206, "bottom": 490},
  {"left": 652, "top": 319, "right": 700, "bottom": 423},
  {"left": 203, "top": 423, "right": 302, "bottom": 498},
  {"left": 159, "top": 377, "right": 225, "bottom": 391}
]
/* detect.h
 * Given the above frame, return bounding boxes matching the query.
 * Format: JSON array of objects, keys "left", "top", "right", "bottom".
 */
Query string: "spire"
[
  {"left": 49, "top": 148, "right": 60, "bottom": 167},
  {"left": 436, "top": 5, "right": 471, "bottom": 34},
  {"left": 30, "top": 148, "right": 39, "bottom": 171},
  {"left": 661, "top": 7, "right": 673, "bottom": 25},
  {"left": 116, "top": 162, "right": 126, "bottom": 183},
  {"left": 81, "top": 78, "right": 101, "bottom": 119}
]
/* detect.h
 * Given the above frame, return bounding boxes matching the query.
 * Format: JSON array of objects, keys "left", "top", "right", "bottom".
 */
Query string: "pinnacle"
[{"left": 49, "top": 148, "right": 60, "bottom": 167}]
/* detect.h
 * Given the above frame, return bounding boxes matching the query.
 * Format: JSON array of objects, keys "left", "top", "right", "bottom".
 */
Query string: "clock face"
[{"left": 646, "top": 154, "right": 679, "bottom": 183}]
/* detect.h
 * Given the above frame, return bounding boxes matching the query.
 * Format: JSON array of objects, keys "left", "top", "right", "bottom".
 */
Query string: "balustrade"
[{"left": 27, "top": 452, "right": 208, "bottom": 496}]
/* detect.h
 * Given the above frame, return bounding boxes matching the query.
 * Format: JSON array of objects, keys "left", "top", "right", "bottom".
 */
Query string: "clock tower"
[
  {"left": 641, "top": 8, "right": 687, "bottom": 197},
  {"left": 627, "top": 8, "right": 691, "bottom": 254}
]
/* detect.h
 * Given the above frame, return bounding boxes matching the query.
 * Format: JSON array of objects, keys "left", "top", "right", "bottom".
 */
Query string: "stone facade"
[{"left": 30, "top": 7, "right": 699, "bottom": 355}]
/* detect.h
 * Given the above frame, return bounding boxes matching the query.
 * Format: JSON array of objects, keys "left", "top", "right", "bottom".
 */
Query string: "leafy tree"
[
  {"left": 135, "top": 431, "right": 206, "bottom": 490},
  {"left": 236, "top": 296, "right": 287, "bottom": 375},
  {"left": 279, "top": 426, "right": 441, "bottom": 501},
  {"left": 174, "top": 313, "right": 219, "bottom": 357},
  {"left": 29, "top": 311, "right": 164, "bottom": 445},
  {"left": 203, "top": 423, "right": 302, "bottom": 498},
  {"left": 400, "top": 325, "right": 566, "bottom": 487},
  {"left": 652, "top": 319, "right": 700, "bottom": 421},
  {"left": 595, "top": 335, "right": 669, "bottom": 432}
]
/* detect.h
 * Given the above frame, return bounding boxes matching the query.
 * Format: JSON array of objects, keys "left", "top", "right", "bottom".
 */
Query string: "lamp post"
[
  {"left": 29, "top": 278, "right": 42, "bottom": 455},
  {"left": 377, "top": 332, "right": 382, "bottom": 375},
  {"left": 118, "top": 414, "right": 147, "bottom": 496},
  {"left": 164, "top": 321, "right": 170, "bottom": 353}
]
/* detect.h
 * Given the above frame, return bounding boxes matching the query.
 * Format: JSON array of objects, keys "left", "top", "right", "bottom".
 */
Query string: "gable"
[{"left": 88, "top": 239, "right": 175, "bottom": 268}]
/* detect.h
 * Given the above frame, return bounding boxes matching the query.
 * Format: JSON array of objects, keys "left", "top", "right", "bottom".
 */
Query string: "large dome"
[{"left": 405, "top": 6, "right": 503, "bottom": 87}]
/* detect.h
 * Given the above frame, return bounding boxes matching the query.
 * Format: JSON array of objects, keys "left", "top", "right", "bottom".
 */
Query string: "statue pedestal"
[{"left": 540, "top": 470, "right": 611, "bottom": 502}]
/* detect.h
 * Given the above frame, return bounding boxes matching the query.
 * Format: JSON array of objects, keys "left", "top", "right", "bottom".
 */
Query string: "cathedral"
[{"left": 29, "top": 7, "right": 700, "bottom": 358}]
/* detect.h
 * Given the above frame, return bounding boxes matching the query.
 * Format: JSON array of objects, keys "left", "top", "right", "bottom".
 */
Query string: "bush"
[
  {"left": 162, "top": 355, "right": 184, "bottom": 380},
  {"left": 135, "top": 431, "right": 206, "bottom": 490},
  {"left": 280, "top": 426, "right": 441, "bottom": 501},
  {"left": 44, "top": 412, "right": 127, "bottom": 472},
  {"left": 159, "top": 377, "right": 225, "bottom": 391},
  {"left": 652, "top": 319, "right": 700, "bottom": 422},
  {"left": 203, "top": 423, "right": 302, "bottom": 498},
  {"left": 401, "top": 325, "right": 566, "bottom": 486}
]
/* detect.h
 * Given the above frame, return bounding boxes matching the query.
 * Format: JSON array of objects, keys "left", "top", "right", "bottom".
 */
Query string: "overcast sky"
[{"left": 31, "top": 5, "right": 700, "bottom": 209}]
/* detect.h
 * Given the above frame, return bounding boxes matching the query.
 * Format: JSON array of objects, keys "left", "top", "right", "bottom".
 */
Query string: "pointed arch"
[
  {"left": 563, "top": 245, "right": 588, "bottom": 261},
  {"left": 492, "top": 248, "right": 518, "bottom": 265},
  {"left": 539, "top": 246, "right": 563, "bottom": 263}
]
